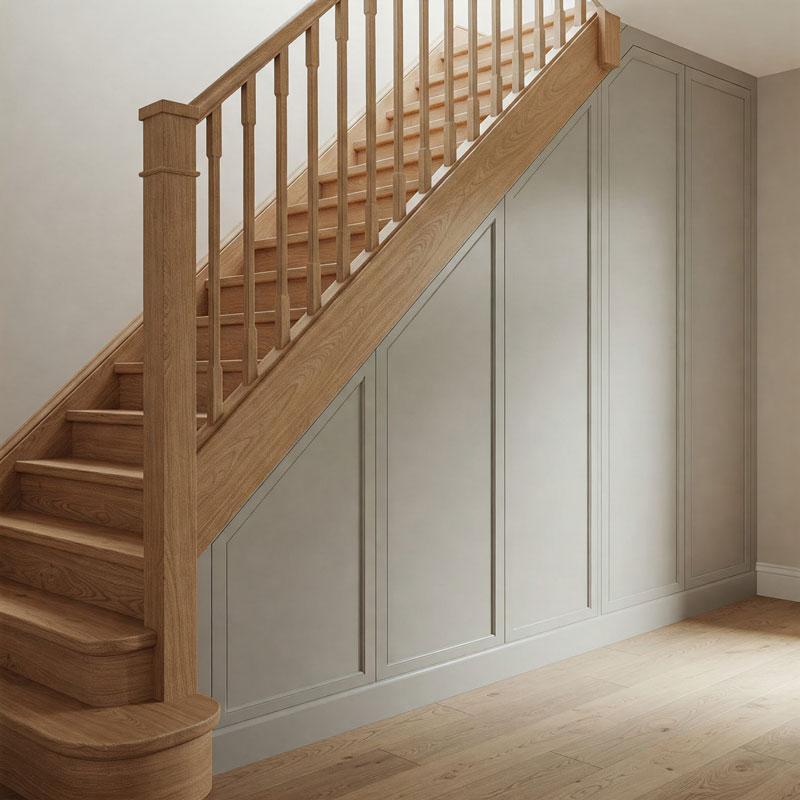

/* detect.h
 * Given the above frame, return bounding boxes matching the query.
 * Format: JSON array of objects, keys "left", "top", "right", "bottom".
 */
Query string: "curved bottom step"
[{"left": 0, "top": 669, "right": 219, "bottom": 800}]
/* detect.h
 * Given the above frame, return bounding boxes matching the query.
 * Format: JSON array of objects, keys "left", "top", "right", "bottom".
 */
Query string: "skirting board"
[
  {"left": 211, "top": 571, "right": 755, "bottom": 774},
  {"left": 756, "top": 562, "right": 800, "bottom": 602}
]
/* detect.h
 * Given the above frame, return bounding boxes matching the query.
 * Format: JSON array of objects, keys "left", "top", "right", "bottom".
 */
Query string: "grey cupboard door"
[
  {"left": 602, "top": 48, "right": 685, "bottom": 611},
  {"left": 376, "top": 210, "right": 502, "bottom": 678},
  {"left": 686, "top": 69, "right": 753, "bottom": 586},
  {"left": 505, "top": 94, "right": 599, "bottom": 640},
  {"left": 210, "top": 361, "right": 376, "bottom": 724}
]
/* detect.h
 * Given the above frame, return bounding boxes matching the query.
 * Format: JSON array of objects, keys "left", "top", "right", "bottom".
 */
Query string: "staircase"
[{"left": 0, "top": 1, "right": 619, "bottom": 797}]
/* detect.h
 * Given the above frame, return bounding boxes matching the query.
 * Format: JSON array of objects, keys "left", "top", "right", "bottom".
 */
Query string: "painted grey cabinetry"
[
  {"left": 210, "top": 364, "right": 375, "bottom": 724},
  {"left": 504, "top": 95, "right": 599, "bottom": 639},
  {"left": 602, "top": 49, "right": 685, "bottom": 611},
  {"left": 686, "top": 69, "right": 753, "bottom": 586},
  {"left": 376, "top": 212, "right": 503, "bottom": 677}
]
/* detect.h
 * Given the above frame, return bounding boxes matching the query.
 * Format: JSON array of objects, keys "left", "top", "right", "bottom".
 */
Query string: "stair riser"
[
  {"left": 426, "top": 51, "right": 540, "bottom": 99},
  {"left": 354, "top": 128, "right": 447, "bottom": 165},
  {"left": 117, "top": 372, "right": 242, "bottom": 413},
  {"left": 320, "top": 158, "right": 442, "bottom": 199},
  {"left": 0, "top": 626, "right": 152, "bottom": 706},
  {"left": 289, "top": 192, "right": 400, "bottom": 232},
  {"left": 396, "top": 92, "right": 492, "bottom": 125},
  {"left": 71, "top": 422, "right": 143, "bottom": 465},
  {"left": 1, "top": 729, "right": 212, "bottom": 800},
  {"left": 217, "top": 273, "right": 337, "bottom": 316},
  {"left": 255, "top": 230, "right": 366, "bottom": 269},
  {"left": 20, "top": 475, "right": 143, "bottom": 534},
  {"left": 0, "top": 538, "right": 143, "bottom": 619},
  {"left": 196, "top": 321, "right": 277, "bottom": 361}
]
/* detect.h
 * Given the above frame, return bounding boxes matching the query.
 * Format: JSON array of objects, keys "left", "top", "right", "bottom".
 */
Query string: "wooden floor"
[{"left": 208, "top": 596, "right": 800, "bottom": 800}]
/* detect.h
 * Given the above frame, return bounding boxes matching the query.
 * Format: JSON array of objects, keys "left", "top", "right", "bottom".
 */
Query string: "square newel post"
[{"left": 139, "top": 99, "right": 200, "bottom": 702}]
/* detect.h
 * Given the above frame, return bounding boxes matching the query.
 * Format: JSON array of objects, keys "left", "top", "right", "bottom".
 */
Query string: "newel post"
[{"left": 139, "top": 99, "right": 200, "bottom": 701}]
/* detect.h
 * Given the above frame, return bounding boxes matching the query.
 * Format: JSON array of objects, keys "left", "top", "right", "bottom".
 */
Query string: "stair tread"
[
  {"left": 0, "top": 576, "right": 154, "bottom": 654},
  {"left": 387, "top": 81, "right": 504, "bottom": 120},
  {"left": 0, "top": 510, "right": 142, "bottom": 568},
  {"left": 115, "top": 359, "right": 244, "bottom": 374},
  {"left": 206, "top": 263, "right": 338, "bottom": 289},
  {"left": 0, "top": 668, "right": 219, "bottom": 760},
  {"left": 320, "top": 149, "right": 443, "bottom": 183},
  {"left": 288, "top": 181, "right": 419, "bottom": 216},
  {"left": 66, "top": 409, "right": 207, "bottom": 425},
  {"left": 15, "top": 458, "right": 143, "bottom": 489},
  {"left": 353, "top": 115, "right": 470, "bottom": 152},
  {"left": 254, "top": 218, "right": 391, "bottom": 249},
  {"left": 195, "top": 308, "right": 306, "bottom": 326}
]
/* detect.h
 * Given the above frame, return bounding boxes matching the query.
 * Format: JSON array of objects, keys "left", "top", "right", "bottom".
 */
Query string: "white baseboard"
[
  {"left": 211, "top": 571, "right": 755, "bottom": 774},
  {"left": 756, "top": 562, "right": 800, "bottom": 602}
]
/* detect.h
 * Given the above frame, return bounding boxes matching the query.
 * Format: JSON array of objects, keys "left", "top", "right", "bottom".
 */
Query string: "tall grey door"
[
  {"left": 602, "top": 48, "right": 685, "bottom": 611},
  {"left": 504, "top": 94, "right": 599, "bottom": 639}
]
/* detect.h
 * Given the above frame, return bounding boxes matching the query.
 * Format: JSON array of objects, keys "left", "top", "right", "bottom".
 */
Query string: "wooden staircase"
[{"left": 0, "top": 1, "right": 619, "bottom": 797}]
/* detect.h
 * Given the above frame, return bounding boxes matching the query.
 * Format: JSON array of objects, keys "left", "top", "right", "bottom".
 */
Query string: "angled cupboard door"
[
  {"left": 376, "top": 209, "right": 503, "bottom": 678},
  {"left": 686, "top": 70, "right": 753, "bottom": 587},
  {"left": 602, "top": 48, "right": 685, "bottom": 611},
  {"left": 209, "top": 362, "right": 376, "bottom": 724},
  {"left": 505, "top": 93, "right": 600, "bottom": 640}
]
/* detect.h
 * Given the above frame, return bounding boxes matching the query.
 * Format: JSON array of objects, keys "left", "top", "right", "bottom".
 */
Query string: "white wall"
[
  {"left": 0, "top": 0, "right": 570, "bottom": 444},
  {"left": 756, "top": 68, "right": 800, "bottom": 589}
]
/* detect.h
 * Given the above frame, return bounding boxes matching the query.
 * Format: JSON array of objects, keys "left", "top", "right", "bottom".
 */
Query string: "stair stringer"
[{"left": 197, "top": 15, "right": 615, "bottom": 553}]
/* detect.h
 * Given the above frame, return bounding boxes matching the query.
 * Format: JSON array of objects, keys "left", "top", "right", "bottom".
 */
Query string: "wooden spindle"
[
  {"left": 206, "top": 108, "right": 223, "bottom": 422},
  {"left": 467, "top": 0, "right": 480, "bottom": 142},
  {"left": 392, "top": 0, "right": 405, "bottom": 220},
  {"left": 306, "top": 23, "right": 321, "bottom": 316},
  {"left": 274, "top": 49, "right": 290, "bottom": 349},
  {"left": 241, "top": 78, "right": 258, "bottom": 384},
  {"left": 554, "top": 0, "right": 566, "bottom": 48},
  {"left": 512, "top": 0, "right": 524, "bottom": 93},
  {"left": 443, "top": 0, "right": 456, "bottom": 166},
  {"left": 491, "top": 0, "right": 503, "bottom": 114},
  {"left": 335, "top": 0, "right": 350, "bottom": 281},
  {"left": 364, "top": 0, "right": 379, "bottom": 251},
  {"left": 574, "top": 0, "right": 587, "bottom": 28},
  {"left": 418, "top": 0, "right": 432, "bottom": 192},
  {"left": 534, "top": 0, "right": 546, "bottom": 70}
]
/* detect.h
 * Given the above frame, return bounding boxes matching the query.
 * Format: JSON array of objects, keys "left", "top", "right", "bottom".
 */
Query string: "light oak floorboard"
[{"left": 210, "top": 597, "right": 800, "bottom": 800}]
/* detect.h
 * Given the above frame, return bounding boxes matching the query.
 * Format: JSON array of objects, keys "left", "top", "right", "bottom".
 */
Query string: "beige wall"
[{"left": 757, "top": 68, "right": 800, "bottom": 568}]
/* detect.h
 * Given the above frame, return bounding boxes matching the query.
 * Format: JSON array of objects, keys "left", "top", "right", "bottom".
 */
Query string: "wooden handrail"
[{"left": 191, "top": 0, "right": 338, "bottom": 119}]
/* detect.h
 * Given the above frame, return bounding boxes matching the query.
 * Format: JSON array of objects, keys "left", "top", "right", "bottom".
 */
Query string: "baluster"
[
  {"left": 443, "top": 0, "right": 456, "bottom": 166},
  {"left": 467, "top": 0, "right": 480, "bottom": 141},
  {"left": 241, "top": 78, "right": 258, "bottom": 384},
  {"left": 392, "top": 0, "right": 405, "bottom": 220},
  {"left": 491, "top": 0, "right": 503, "bottom": 113},
  {"left": 336, "top": 0, "right": 350, "bottom": 281},
  {"left": 534, "top": 0, "right": 546, "bottom": 70},
  {"left": 554, "top": 0, "right": 566, "bottom": 48},
  {"left": 206, "top": 108, "right": 223, "bottom": 422},
  {"left": 364, "top": 0, "right": 378, "bottom": 251},
  {"left": 306, "top": 23, "right": 321, "bottom": 316},
  {"left": 418, "top": 0, "right": 432, "bottom": 191},
  {"left": 512, "top": 0, "right": 524, "bottom": 93},
  {"left": 574, "top": 0, "right": 586, "bottom": 28},
  {"left": 274, "top": 49, "right": 290, "bottom": 349}
]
